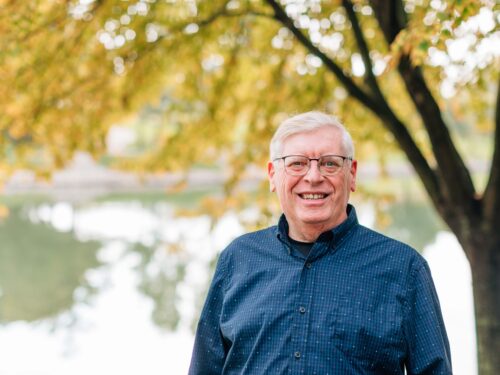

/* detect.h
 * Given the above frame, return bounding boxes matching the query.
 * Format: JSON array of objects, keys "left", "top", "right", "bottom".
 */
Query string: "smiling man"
[{"left": 189, "top": 111, "right": 452, "bottom": 375}]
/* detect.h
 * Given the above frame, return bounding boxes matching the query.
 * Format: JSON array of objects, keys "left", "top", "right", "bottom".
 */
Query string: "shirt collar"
[{"left": 276, "top": 204, "right": 359, "bottom": 256}]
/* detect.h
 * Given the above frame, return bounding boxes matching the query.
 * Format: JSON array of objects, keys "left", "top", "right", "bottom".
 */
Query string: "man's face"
[{"left": 268, "top": 126, "right": 357, "bottom": 240}]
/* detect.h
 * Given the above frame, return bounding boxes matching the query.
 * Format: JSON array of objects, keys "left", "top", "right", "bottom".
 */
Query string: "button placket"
[{"left": 291, "top": 258, "right": 313, "bottom": 372}]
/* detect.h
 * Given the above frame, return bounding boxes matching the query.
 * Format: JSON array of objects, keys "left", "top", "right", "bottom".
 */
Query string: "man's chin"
[{"left": 297, "top": 215, "right": 331, "bottom": 226}]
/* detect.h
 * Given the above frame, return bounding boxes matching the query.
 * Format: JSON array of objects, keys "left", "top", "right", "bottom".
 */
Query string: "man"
[{"left": 189, "top": 111, "right": 452, "bottom": 374}]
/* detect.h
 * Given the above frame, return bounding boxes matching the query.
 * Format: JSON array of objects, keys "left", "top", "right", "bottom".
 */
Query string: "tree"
[{"left": 2, "top": 0, "right": 499, "bottom": 373}]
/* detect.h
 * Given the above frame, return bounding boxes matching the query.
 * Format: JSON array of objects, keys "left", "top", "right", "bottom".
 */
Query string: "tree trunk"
[{"left": 465, "top": 233, "right": 500, "bottom": 375}]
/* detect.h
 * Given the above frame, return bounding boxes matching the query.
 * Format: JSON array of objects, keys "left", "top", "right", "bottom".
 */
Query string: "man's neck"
[
  {"left": 288, "top": 224, "right": 331, "bottom": 242},
  {"left": 288, "top": 215, "right": 347, "bottom": 243}
]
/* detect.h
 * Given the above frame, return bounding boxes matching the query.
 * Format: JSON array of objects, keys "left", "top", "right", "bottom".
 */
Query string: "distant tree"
[{"left": 1, "top": 1, "right": 498, "bottom": 373}]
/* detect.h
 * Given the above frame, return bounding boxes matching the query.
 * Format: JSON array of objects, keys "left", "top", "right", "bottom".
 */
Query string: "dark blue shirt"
[{"left": 189, "top": 205, "right": 451, "bottom": 374}]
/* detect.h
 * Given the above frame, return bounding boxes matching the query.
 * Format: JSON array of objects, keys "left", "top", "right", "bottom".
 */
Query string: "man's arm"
[
  {"left": 404, "top": 261, "right": 452, "bottom": 375},
  {"left": 188, "top": 254, "right": 229, "bottom": 375}
]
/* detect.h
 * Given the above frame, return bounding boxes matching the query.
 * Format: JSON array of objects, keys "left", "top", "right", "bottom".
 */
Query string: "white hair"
[{"left": 269, "top": 111, "right": 355, "bottom": 160}]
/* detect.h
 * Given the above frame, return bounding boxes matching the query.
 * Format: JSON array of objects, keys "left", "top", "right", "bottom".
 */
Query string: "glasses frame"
[{"left": 273, "top": 154, "right": 353, "bottom": 176}]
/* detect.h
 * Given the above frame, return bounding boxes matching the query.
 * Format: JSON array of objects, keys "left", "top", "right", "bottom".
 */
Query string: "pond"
[{"left": 0, "top": 191, "right": 476, "bottom": 374}]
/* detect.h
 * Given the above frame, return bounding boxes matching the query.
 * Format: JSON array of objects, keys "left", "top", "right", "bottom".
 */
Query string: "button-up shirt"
[{"left": 189, "top": 205, "right": 452, "bottom": 374}]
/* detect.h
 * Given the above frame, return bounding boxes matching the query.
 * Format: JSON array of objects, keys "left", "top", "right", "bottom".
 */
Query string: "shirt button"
[
  {"left": 299, "top": 306, "right": 306, "bottom": 314},
  {"left": 294, "top": 351, "right": 301, "bottom": 359},
  {"left": 305, "top": 262, "right": 312, "bottom": 269}
]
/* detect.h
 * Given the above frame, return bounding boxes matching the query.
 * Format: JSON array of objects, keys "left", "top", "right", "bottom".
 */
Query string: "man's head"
[{"left": 268, "top": 111, "right": 357, "bottom": 242}]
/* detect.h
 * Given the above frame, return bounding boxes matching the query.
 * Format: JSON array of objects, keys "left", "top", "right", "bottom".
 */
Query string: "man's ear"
[
  {"left": 267, "top": 161, "right": 276, "bottom": 192},
  {"left": 349, "top": 159, "right": 357, "bottom": 192}
]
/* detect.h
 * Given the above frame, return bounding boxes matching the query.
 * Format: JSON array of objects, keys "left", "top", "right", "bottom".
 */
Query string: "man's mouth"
[{"left": 299, "top": 193, "right": 327, "bottom": 200}]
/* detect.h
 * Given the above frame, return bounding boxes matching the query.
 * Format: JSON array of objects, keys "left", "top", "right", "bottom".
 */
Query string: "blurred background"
[{"left": 1, "top": 1, "right": 498, "bottom": 374}]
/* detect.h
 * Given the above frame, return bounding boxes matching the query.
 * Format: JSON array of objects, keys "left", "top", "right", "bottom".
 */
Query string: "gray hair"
[{"left": 270, "top": 111, "right": 355, "bottom": 160}]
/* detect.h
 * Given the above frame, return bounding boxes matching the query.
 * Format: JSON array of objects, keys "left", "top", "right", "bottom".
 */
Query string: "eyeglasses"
[{"left": 273, "top": 155, "right": 352, "bottom": 176}]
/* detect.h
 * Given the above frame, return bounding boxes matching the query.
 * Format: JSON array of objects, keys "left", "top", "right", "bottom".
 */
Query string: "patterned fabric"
[{"left": 189, "top": 205, "right": 452, "bottom": 374}]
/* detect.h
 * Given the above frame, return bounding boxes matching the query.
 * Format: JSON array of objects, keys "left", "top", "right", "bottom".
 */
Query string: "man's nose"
[{"left": 303, "top": 160, "right": 324, "bottom": 182}]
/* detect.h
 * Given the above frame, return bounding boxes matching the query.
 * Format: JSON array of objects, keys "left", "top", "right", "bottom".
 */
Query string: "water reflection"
[
  {"left": 0, "top": 194, "right": 475, "bottom": 375},
  {"left": 0, "top": 206, "right": 100, "bottom": 323},
  {"left": 374, "top": 200, "right": 445, "bottom": 251}
]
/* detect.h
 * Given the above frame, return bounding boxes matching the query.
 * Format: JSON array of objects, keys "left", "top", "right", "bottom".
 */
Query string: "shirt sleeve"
[
  {"left": 404, "top": 260, "right": 452, "bottom": 375},
  {"left": 188, "top": 252, "right": 229, "bottom": 375}
]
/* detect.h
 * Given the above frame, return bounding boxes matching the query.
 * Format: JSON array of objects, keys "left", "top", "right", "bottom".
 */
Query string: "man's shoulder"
[
  {"left": 217, "top": 225, "right": 281, "bottom": 272},
  {"left": 354, "top": 224, "right": 425, "bottom": 262},
  {"left": 223, "top": 225, "right": 278, "bottom": 253}
]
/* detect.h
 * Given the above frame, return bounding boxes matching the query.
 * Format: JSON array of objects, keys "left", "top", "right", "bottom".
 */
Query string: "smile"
[{"left": 299, "top": 193, "right": 327, "bottom": 200}]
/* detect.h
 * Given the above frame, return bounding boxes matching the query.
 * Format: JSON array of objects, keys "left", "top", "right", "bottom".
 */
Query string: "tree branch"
[
  {"left": 398, "top": 57, "right": 477, "bottom": 203},
  {"left": 264, "top": 0, "right": 376, "bottom": 110},
  {"left": 1, "top": 129, "right": 34, "bottom": 146},
  {"left": 370, "top": 0, "right": 477, "bottom": 215},
  {"left": 375, "top": 105, "right": 444, "bottom": 210},
  {"left": 484, "top": 77, "right": 500, "bottom": 227},
  {"left": 369, "top": 0, "right": 407, "bottom": 43},
  {"left": 130, "top": 0, "right": 246, "bottom": 65},
  {"left": 196, "top": 0, "right": 233, "bottom": 28},
  {"left": 342, "top": 0, "right": 380, "bottom": 97}
]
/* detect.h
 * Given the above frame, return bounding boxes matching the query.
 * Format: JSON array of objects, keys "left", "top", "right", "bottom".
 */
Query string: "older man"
[{"left": 189, "top": 111, "right": 451, "bottom": 374}]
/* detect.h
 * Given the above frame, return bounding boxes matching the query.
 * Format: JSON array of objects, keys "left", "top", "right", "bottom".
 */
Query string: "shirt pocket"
[{"left": 330, "top": 300, "right": 404, "bottom": 368}]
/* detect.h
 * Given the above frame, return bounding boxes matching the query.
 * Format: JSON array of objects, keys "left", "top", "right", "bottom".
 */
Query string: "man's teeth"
[{"left": 301, "top": 194, "right": 325, "bottom": 200}]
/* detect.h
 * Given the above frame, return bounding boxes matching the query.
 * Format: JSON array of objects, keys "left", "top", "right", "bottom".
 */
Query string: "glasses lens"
[
  {"left": 284, "top": 156, "right": 309, "bottom": 175},
  {"left": 319, "top": 155, "right": 344, "bottom": 175}
]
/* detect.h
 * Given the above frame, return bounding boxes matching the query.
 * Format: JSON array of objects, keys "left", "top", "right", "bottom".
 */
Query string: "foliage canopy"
[{"left": 2, "top": 0, "right": 497, "bottom": 181}]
